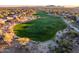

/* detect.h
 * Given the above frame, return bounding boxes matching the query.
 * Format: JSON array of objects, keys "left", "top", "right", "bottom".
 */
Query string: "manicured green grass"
[{"left": 13, "top": 11, "right": 67, "bottom": 42}]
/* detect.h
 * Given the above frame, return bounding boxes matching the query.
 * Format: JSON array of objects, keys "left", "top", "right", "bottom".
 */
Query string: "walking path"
[{"left": 61, "top": 17, "right": 79, "bottom": 33}]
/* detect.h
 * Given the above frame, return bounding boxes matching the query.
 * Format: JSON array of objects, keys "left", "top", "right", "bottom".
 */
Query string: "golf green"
[{"left": 13, "top": 11, "right": 67, "bottom": 42}]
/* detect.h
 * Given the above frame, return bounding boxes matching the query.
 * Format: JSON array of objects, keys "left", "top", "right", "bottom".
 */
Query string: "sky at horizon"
[{"left": 0, "top": 0, "right": 79, "bottom": 7}]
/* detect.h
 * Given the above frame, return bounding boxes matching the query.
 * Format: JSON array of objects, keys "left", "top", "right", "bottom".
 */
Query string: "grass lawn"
[{"left": 13, "top": 11, "right": 67, "bottom": 42}]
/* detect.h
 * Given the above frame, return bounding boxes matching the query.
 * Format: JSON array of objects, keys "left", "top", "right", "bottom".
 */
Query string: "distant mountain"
[{"left": 46, "top": 5, "right": 64, "bottom": 8}]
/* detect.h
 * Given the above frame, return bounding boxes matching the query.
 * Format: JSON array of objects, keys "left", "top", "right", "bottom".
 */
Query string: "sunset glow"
[{"left": 0, "top": 0, "right": 79, "bottom": 7}]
